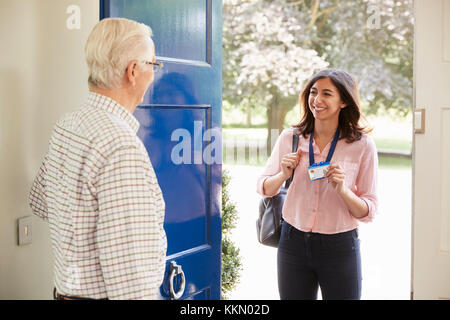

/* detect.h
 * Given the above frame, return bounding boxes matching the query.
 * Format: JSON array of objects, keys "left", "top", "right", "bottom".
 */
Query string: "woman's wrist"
[
  {"left": 336, "top": 184, "right": 349, "bottom": 197},
  {"left": 279, "top": 171, "right": 290, "bottom": 181},
  {"left": 337, "top": 187, "right": 369, "bottom": 218},
  {"left": 263, "top": 171, "right": 290, "bottom": 195}
]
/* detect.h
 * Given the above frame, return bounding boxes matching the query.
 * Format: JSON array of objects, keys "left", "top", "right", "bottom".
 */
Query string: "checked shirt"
[{"left": 29, "top": 92, "right": 167, "bottom": 299}]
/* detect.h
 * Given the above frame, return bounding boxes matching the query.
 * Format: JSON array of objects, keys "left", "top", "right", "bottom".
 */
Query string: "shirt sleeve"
[
  {"left": 355, "top": 137, "right": 379, "bottom": 223},
  {"left": 95, "top": 145, "right": 167, "bottom": 300},
  {"left": 29, "top": 156, "right": 49, "bottom": 221},
  {"left": 256, "top": 129, "right": 293, "bottom": 197}
]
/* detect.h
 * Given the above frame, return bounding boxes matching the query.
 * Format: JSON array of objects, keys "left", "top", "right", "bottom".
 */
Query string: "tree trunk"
[
  {"left": 246, "top": 104, "right": 252, "bottom": 127},
  {"left": 266, "top": 94, "right": 290, "bottom": 155}
]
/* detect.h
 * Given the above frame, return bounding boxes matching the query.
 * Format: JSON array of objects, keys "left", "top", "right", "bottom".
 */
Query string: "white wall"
[{"left": 0, "top": 0, "right": 98, "bottom": 299}]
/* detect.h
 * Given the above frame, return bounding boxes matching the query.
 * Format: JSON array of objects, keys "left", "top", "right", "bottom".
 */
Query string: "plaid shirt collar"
[{"left": 87, "top": 91, "right": 140, "bottom": 134}]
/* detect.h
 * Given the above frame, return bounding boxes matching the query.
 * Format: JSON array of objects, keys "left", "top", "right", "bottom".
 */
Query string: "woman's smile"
[{"left": 313, "top": 105, "right": 327, "bottom": 112}]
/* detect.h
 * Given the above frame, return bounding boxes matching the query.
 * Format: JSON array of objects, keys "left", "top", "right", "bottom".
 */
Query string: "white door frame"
[{"left": 412, "top": 0, "right": 450, "bottom": 300}]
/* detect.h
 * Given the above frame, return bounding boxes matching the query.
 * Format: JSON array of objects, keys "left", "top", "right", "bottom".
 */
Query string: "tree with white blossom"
[
  {"left": 223, "top": 0, "right": 413, "bottom": 143},
  {"left": 321, "top": 0, "right": 413, "bottom": 115},
  {"left": 223, "top": 0, "right": 328, "bottom": 148}
]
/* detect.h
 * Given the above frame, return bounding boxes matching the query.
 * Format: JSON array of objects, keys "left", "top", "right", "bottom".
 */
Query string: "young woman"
[{"left": 256, "top": 68, "right": 378, "bottom": 300}]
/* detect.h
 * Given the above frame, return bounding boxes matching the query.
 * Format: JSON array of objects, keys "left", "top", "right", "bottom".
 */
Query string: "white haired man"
[{"left": 29, "top": 18, "right": 167, "bottom": 300}]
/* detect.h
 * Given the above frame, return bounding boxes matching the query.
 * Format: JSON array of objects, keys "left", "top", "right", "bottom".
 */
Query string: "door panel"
[
  {"left": 413, "top": 0, "right": 450, "bottom": 299},
  {"left": 101, "top": 0, "right": 222, "bottom": 300},
  {"left": 134, "top": 106, "right": 211, "bottom": 254},
  {"left": 106, "top": 0, "right": 209, "bottom": 62}
]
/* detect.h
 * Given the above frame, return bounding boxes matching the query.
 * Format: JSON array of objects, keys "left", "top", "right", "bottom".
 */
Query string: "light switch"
[{"left": 18, "top": 216, "right": 32, "bottom": 246}]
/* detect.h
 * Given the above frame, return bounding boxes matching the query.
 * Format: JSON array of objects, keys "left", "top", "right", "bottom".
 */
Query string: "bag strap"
[{"left": 284, "top": 133, "right": 299, "bottom": 189}]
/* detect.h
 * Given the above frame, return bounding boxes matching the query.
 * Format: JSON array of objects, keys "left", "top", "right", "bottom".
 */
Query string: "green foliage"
[
  {"left": 222, "top": 173, "right": 238, "bottom": 233},
  {"left": 221, "top": 239, "right": 242, "bottom": 298},
  {"left": 221, "top": 169, "right": 243, "bottom": 299}
]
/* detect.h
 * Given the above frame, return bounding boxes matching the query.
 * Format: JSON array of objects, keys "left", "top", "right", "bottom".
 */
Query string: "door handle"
[
  {"left": 414, "top": 108, "right": 425, "bottom": 134},
  {"left": 169, "top": 261, "right": 186, "bottom": 299}
]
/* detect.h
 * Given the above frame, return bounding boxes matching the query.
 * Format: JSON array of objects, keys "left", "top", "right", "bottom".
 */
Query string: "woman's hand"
[
  {"left": 324, "top": 163, "right": 347, "bottom": 194},
  {"left": 262, "top": 150, "right": 301, "bottom": 196},
  {"left": 280, "top": 151, "right": 301, "bottom": 180}
]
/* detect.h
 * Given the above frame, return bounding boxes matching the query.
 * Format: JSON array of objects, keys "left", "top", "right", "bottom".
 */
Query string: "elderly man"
[{"left": 29, "top": 18, "right": 167, "bottom": 300}]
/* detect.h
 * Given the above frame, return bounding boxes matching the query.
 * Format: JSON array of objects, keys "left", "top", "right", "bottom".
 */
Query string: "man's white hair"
[{"left": 85, "top": 18, "right": 154, "bottom": 89}]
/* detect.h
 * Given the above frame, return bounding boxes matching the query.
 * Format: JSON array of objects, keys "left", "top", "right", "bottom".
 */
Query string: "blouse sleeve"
[
  {"left": 256, "top": 129, "right": 293, "bottom": 197},
  {"left": 355, "top": 136, "right": 379, "bottom": 223}
]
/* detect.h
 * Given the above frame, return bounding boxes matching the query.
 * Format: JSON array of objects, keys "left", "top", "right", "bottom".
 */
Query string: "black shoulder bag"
[{"left": 256, "top": 134, "right": 299, "bottom": 247}]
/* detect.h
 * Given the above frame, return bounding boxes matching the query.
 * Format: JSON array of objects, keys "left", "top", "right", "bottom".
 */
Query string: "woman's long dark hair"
[{"left": 293, "top": 68, "right": 371, "bottom": 143}]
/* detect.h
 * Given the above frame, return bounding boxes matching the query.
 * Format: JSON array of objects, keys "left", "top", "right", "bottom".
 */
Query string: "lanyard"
[{"left": 309, "top": 128, "right": 340, "bottom": 166}]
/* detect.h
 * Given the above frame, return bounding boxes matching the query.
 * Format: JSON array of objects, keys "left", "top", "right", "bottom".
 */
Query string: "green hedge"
[{"left": 221, "top": 169, "right": 243, "bottom": 299}]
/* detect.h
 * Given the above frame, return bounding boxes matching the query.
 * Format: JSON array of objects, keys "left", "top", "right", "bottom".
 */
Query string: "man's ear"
[{"left": 126, "top": 61, "right": 138, "bottom": 86}]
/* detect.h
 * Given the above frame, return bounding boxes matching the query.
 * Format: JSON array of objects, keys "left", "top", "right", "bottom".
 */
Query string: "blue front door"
[{"left": 100, "top": 0, "right": 222, "bottom": 300}]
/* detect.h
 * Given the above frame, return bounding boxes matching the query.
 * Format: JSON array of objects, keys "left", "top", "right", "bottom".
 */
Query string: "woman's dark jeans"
[{"left": 277, "top": 221, "right": 362, "bottom": 300}]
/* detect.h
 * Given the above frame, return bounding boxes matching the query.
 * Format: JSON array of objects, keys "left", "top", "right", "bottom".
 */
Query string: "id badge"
[{"left": 308, "top": 161, "right": 330, "bottom": 181}]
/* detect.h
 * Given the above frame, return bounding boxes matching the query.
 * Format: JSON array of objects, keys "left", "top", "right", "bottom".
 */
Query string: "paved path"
[{"left": 224, "top": 164, "right": 411, "bottom": 300}]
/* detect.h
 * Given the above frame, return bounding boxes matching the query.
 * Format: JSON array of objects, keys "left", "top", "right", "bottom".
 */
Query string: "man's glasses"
[{"left": 142, "top": 60, "right": 164, "bottom": 73}]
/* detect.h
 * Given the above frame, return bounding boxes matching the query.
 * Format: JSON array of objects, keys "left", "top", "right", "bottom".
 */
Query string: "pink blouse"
[{"left": 256, "top": 128, "right": 378, "bottom": 234}]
